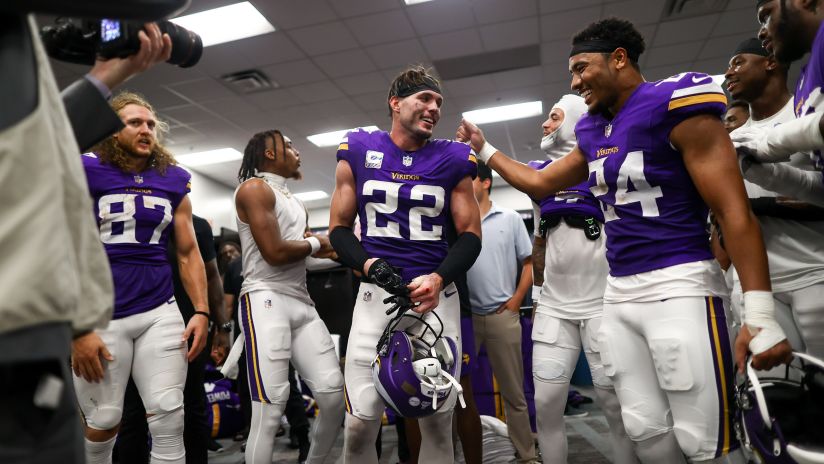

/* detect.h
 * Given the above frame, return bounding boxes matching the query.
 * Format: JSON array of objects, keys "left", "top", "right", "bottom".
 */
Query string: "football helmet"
[
  {"left": 735, "top": 352, "right": 824, "bottom": 463},
  {"left": 371, "top": 310, "right": 464, "bottom": 418}
]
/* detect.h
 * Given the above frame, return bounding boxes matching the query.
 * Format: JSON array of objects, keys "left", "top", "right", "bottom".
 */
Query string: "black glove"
[
  {"left": 383, "top": 294, "right": 414, "bottom": 316},
  {"left": 367, "top": 259, "right": 409, "bottom": 296}
]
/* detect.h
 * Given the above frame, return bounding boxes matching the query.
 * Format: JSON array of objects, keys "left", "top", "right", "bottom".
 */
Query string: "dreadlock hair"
[
  {"left": 386, "top": 65, "right": 442, "bottom": 117},
  {"left": 572, "top": 17, "right": 646, "bottom": 69},
  {"left": 238, "top": 129, "right": 284, "bottom": 182},
  {"left": 91, "top": 91, "right": 177, "bottom": 174}
]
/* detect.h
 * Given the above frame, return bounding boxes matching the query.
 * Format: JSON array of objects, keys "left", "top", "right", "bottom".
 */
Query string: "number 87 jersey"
[
  {"left": 337, "top": 128, "right": 477, "bottom": 282},
  {"left": 575, "top": 72, "right": 727, "bottom": 277}
]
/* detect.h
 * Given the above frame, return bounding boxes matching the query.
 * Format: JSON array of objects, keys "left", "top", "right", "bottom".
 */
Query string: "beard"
[{"left": 774, "top": 1, "right": 809, "bottom": 63}]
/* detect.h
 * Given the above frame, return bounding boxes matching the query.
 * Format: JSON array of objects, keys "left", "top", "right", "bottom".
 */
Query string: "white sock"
[{"left": 85, "top": 436, "right": 116, "bottom": 464}]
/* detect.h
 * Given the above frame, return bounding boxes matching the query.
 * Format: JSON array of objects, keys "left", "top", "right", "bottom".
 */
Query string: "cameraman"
[{"left": 0, "top": 9, "right": 176, "bottom": 464}]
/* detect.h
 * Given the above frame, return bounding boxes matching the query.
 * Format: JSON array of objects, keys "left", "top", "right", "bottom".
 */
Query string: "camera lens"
[{"left": 158, "top": 21, "right": 203, "bottom": 68}]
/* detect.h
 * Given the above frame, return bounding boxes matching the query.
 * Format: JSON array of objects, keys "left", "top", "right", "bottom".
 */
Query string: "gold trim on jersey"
[{"left": 668, "top": 93, "right": 727, "bottom": 111}]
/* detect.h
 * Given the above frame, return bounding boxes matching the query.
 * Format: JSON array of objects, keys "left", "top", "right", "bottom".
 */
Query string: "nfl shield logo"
[
  {"left": 363, "top": 291, "right": 372, "bottom": 302},
  {"left": 264, "top": 299, "right": 272, "bottom": 309},
  {"left": 134, "top": 175, "right": 144, "bottom": 184},
  {"left": 604, "top": 124, "right": 612, "bottom": 138},
  {"left": 402, "top": 155, "right": 413, "bottom": 167}
]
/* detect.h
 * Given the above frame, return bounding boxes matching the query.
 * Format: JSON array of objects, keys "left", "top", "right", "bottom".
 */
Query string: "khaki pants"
[{"left": 473, "top": 310, "right": 537, "bottom": 463}]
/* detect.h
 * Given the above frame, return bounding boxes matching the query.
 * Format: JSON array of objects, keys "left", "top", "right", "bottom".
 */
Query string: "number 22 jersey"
[
  {"left": 336, "top": 129, "right": 477, "bottom": 281},
  {"left": 575, "top": 72, "right": 727, "bottom": 277},
  {"left": 82, "top": 153, "right": 191, "bottom": 318}
]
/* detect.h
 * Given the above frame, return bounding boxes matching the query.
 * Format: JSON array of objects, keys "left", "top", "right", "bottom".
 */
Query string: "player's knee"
[
  {"left": 149, "top": 385, "right": 184, "bottom": 414},
  {"left": 308, "top": 367, "right": 344, "bottom": 394},
  {"left": 261, "top": 381, "right": 290, "bottom": 405},
  {"left": 85, "top": 406, "right": 123, "bottom": 431},
  {"left": 621, "top": 407, "right": 671, "bottom": 441},
  {"left": 649, "top": 338, "right": 695, "bottom": 392},
  {"left": 533, "top": 357, "right": 569, "bottom": 384},
  {"left": 672, "top": 424, "right": 705, "bottom": 459}
]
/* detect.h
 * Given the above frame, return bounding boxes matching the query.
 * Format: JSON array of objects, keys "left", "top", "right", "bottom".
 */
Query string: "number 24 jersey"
[
  {"left": 82, "top": 153, "right": 191, "bottom": 318},
  {"left": 336, "top": 129, "right": 477, "bottom": 281},
  {"left": 575, "top": 72, "right": 727, "bottom": 277}
]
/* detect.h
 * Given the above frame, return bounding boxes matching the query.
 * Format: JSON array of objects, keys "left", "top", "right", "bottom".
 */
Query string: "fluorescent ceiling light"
[
  {"left": 463, "top": 101, "right": 543, "bottom": 125},
  {"left": 307, "top": 126, "right": 380, "bottom": 147},
  {"left": 294, "top": 190, "right": 329, "bottom": 202},
  {"left": 177, "top": 148, "right": 242, "bottom": 167},
  {"left": 405, "top": 0, "right": 436, "bottom": 4},
  {"left": 170, "top": 2, "right": 275, "bottom": 47}
]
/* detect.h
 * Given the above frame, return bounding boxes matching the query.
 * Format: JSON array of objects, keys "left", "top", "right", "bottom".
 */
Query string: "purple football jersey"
[
  {"left": 575, "top": 72, "right": 726, "bottom": 276},
  {"left": 82, "top": 154, "right": 191, "bottom": 318},
  {"left": 527, "top": 159, "right": 603, "bottom": 221},
  {"left": 794, "top": 20, "right": 824, "bottom": 171},
  {"left": 336, "top": 129, "right": 477, "bottom": 281}
]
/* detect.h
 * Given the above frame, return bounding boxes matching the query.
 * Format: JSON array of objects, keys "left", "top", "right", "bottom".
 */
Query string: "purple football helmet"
[
  {"left": 372, "top": 311, "right": 464, "bottom": 418},
  {"left": 735, "top": 352, "right": 824, "bottom": 463}
]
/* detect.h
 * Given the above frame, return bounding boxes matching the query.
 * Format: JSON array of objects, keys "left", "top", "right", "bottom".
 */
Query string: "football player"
[
  {"left": 725, "top": 37, "right": 824, "bottom": 360},
  {"left": 457, "top": 18, "right": 792, "bottom": 464},
  {"left": 328, "top": 65, "right": 482, "bottom": 464},
  {"left": 526, "top": 95, "right": 636, "bottom": 464},
  {"left": 233, "top": 130, "right": 344, "bottom": 464},
  {"left": 73, "top": 91, "right": 210, "bottom": 464},
  {"left": 730, "top": 0, "right": 824, "bottom": 206}
]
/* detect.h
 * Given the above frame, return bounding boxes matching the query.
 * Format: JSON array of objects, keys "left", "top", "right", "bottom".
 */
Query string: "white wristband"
[
  {"left": 477, "top": 142, "right": 498, "bottom": 163},
  {"left": 304, "top": 236, "right": 321, "bottom": 254},
  {"left": 743, "top": 290, "right": 787, "bottom": 354}
]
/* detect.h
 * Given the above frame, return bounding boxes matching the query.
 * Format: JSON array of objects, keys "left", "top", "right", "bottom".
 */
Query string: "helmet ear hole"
[{"left": 433, "top": 338, "right": 454, "bottom": 368}]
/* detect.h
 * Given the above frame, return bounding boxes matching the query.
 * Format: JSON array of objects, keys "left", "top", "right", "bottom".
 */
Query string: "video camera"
[{"left": 41, "top": 17, "right": 202, "bottom": 68}]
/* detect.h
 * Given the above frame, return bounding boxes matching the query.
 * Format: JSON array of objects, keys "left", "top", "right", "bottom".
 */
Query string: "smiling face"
[
  {"left": 569, "top": 52, "right": 620, "bottom": 115},
  {"left": 114, "top": 103, "right": 158, "bottom": 159},
  {"left": 724, "top": 53, "right": 770, "bottom": 101},
  {"left": 391, "top": 90, "right": 443, "bottom": 141}
]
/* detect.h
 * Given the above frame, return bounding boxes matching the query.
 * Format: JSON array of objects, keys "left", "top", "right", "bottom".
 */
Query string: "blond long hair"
[{"left": 92, "top": 91, "right": 177, "bottom": 174}]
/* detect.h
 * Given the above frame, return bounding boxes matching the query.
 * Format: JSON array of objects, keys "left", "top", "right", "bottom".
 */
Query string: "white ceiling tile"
[
  {"left": 472, "top": 0, "right": 538, "bottom": 25},
  {"left": 314, "top": 50, "right": 377, "bottom": 78},
  {"left": 197, "top": 41, "right": 256, "bottom": 77},
  {"left": 260, "top": 59, "right": 326, "bottom": 87},
  {"left": 540, "top": 7, "right": 601, "bottom": 42},
  {"left": 406, "top": 0, "right": 475, "bottom": 35},
  {"left": 345, "top": 10, "right": 418, "bottom": 46},
  {"left": 602, "top": 0, "right": 663, "bottom": 26},
  {"left": 696, "top": 32, "right": 754, "bottom": 60},
  {"left": 713, "top": 8, "right": 761, "bottom": 36},
  {"left": 541, "top": 39, "right": 573, "bottom": 66},
  {"left": 239, "top": 33, "right": 306, "bottom": 66},
  {"left": 195, "top": 97, "right": 262, "bottom": 117},
  {"left": 421, "top": 28, "right": 484, "bottom": 60},
  {"left": 335, "top": 72, "right": 391, "bottom": 96},
  {"left": 366, "top": 39, "right": 430, "bottom": 70},
  {"left": 727, "top": 0, "right": 757, "bottom": 11},
  {"left": 290, "top": 81, "right": 346, "bottom": 103},
  {"left": 329, "top": 0, "right": 400, "bottom": 18},
  {"left": 651, "top": 17, "right": 715, "bottom": 47},
  {"left": 288, "top": 23, "right": 360, "bottom": 56},
  {"left": 251, "top": 0, "right": 339, "bottom": 30},
  {"left": 353, "top": 91, "right": 392, "bottom": 112},
  {"left": 490, "top": 66, "right": 543, "bottom": 91},
  {"left": 442, "top": 75, "right": 496, "bottom": 97},
  {"left": 122, "top": 83, "right": 190, "bottom": 110},
  {"left": 539, "top": 0, "right": 602, "bottom": 15},
  {"left": 247, "top": 89, "right": 304, "bottom": 110},
  {"left": 643, "top": 41, "right": 703, "bottom": 68},
  {"left": 166, "top": 78, "right": 235, "bottom": 102},
  {"left": 159, "top": 104, "right": 213, "bottom": 125},
  {"left": 480, "top": 17, "right": 539, "bottom": 52},
  {"left": 543, "top": 64, "right": 573, "bottom": 86}
]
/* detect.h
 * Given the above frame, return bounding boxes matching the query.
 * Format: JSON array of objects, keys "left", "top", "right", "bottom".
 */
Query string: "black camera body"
[{"left": 41, "top": 17, "right": 202, "bottom": 68}]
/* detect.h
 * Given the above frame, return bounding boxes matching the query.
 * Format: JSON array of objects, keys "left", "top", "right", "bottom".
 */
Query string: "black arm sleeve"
[
  {"left": 329, "top": 226, "right": 370, "bottom": 273},
  {"left": 435, "top": 232, "right": 482, "bottom": 287}
]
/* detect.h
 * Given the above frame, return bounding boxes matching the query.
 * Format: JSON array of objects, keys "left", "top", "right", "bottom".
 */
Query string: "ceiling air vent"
[
  {"left": 661, "top": 0, "right": 729, "bottom": 21},
  {"left": 220, "top": 69, "right": 278, "bottom": 94}
]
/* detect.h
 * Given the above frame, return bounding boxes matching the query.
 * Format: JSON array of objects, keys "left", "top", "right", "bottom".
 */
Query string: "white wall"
[
  {"left": 305, "top": 184, "right": 533, "bottom": 229},
  {"left": 186, "top": 169, "right": 236, "bottom": 234}
]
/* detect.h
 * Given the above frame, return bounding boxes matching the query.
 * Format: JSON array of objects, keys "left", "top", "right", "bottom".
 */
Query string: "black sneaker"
[{"left": 564, "top": 404, "right": 588, "bottom": 418}]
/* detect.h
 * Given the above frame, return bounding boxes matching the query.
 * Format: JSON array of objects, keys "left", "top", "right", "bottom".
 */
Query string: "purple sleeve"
[
  {"left": 452, "top": 142, "right": 477, "bottom": 182},
  {"left": 335, "top": 130, "right": 358, "bottom": 165},
  {"left": 659, "top": 72, "right": 727, "bottom": 135},
  {"left": 171, "top": 166, "right": 192, "bottom": 209}
]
